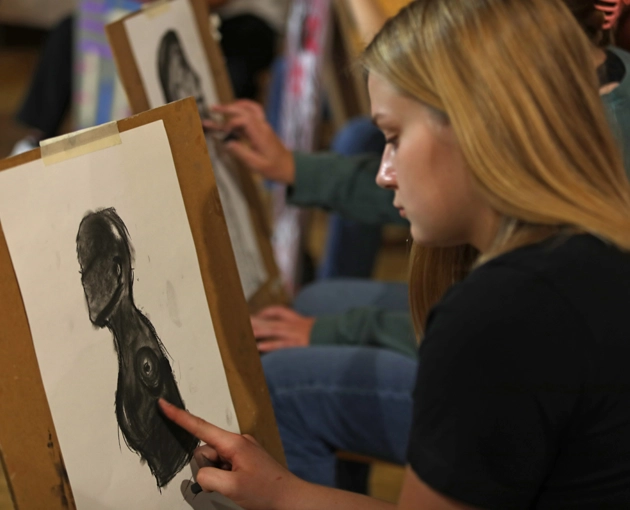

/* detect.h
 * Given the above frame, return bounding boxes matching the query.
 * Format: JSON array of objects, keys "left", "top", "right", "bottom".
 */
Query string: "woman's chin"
[
  {"left": 410, "top": 225, "right": 438, "bottom": 246},
  {"left": 410, "top": 226, "right": 465, "bottom": 248}
]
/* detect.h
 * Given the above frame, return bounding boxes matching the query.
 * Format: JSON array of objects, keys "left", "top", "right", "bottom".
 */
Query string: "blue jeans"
[
  {"left": 263, "top": 346, "right": 416, "bottom": 487},
  {"left": 264, "top": 279, "right": 414, "bottom": 487}
]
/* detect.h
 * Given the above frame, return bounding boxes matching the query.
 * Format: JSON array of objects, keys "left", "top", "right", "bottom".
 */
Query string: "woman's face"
[{"left": 370, "top": 73, "right": 498, "bottom": 250}]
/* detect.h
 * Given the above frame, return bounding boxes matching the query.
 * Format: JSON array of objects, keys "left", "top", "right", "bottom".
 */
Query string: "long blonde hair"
[{"left": 362, "top": 0, "right": 630, "bottom": 336}]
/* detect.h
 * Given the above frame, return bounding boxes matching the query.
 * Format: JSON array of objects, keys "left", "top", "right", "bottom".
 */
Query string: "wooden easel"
[
  {"left": 106, "top": 0, "right": 289, "bottom": 312},
  {"left": 325, "top": 0, "right": 414, "bottom": 128},
  {"left": 0, "top": 98, "right": 285, "bottom": 510}
]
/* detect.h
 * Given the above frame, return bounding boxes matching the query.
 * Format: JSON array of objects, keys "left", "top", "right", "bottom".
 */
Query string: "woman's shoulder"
[
  {"left": 484, "top": 232, "right": 625, "bottom": 273},
  {"left": 428, "top": 234, "right": 630, "bottom": 343},
  {"left": 475, "top": 233, "right": 626, "bottom": 295}
]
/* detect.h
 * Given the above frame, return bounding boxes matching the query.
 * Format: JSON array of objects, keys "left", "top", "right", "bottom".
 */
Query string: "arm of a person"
[
  {"left": 290, "top": 468, "right": 477, "bottom": 510},
  {"left": 251, "top": 306, "right": 416, "bottom": 356},
  {"left": 290, "top": 152, "right": 408, "bottom": 226},
  {"left": 159, "top": 400, "right": 479, "bottom": 510},
  {"left": 311, "top": 307, "right": 418, "bottom": 359},
  {"left": 205, "top": 101, "right": 407, "bottom": 226}
]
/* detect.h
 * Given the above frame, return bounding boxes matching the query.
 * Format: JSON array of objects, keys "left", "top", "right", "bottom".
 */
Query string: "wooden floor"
[{"left": 0, "top": 30, "right": 409, "bottom": 509}]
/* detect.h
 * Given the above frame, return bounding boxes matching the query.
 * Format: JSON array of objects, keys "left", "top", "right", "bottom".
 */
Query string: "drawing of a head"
[
  {"left": 76, "top": 208, "right": 133, "bottom": 327},
  {"left": 157, "top": 30, "right": 208, "bottom": 118},
  {"left": 76, "top": 207, "right": 198, "bottom": 489}
]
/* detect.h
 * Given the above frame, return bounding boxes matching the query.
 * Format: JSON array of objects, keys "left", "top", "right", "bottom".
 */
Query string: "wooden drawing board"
[
  {"left": 0, "top": 98, "right": 285, "bottom": 510},
  {"left": 326, "top": 0, "right": 372, "bottom": 127},
  {"left": 106, "top": 0, "right": 288, "bottom": 312}
]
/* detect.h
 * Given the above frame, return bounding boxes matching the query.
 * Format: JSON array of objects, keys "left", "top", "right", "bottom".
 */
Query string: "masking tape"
[
  {"left": 142, "top": 0, "right": 171, "bottom": 18},
  {"left": 40, "top": 121, "right": 121, "bottom": 166}
]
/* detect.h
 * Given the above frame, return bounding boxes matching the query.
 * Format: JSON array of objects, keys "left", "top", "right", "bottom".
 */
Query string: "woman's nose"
[{"left": 376, "top": 146, "right": 397, "bottom": 189}]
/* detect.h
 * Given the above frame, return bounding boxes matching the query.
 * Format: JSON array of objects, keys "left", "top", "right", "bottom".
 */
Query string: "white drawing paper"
[
  {"left": 124, "top": 0, "right": 268, "bottom": 300},
  {"left": 0, "top": 121, "right": 242, "bottom": 510}
]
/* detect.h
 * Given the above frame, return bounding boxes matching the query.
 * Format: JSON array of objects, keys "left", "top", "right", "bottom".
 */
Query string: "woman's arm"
[
  {"left": 159, "top": 400, "right": 477, "bottom": 510},
  {"left": 298, "top": 469, "right": 480, "bottom": 510}
]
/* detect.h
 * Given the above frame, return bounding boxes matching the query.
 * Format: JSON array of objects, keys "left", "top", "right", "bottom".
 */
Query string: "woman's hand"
[
  {"left": 251, "top": 306, "right": 315, "bottom": 353},
  {"left": 203, "top": 100, "right": 296, "bottom": 184},
  {"left": 159, "top": 399, "right": 304, "bottom": 510}
]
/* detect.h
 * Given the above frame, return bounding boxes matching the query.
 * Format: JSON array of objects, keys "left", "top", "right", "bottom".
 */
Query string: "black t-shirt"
[{"left": 408, "top": 234, "right": 630, "bottom": 509}]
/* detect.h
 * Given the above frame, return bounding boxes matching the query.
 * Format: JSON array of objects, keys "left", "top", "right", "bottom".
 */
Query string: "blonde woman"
[
  {"left": 209, "top": 5, "right": 630, "bottom": 495},
  {"left": 161, "top": 0, "right": 630, "bottom": 507}
]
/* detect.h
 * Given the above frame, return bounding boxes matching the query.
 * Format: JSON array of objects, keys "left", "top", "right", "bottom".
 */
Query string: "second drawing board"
[{"left": 107, "top": 0, "right": 288, "bottom": 310}]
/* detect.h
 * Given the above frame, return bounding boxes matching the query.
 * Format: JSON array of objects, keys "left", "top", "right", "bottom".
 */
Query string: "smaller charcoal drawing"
[
  {"left": 155, "top": 27, "right": 268, "bottom": 299},
  {"left": 76, "top": 208, "right": 199, "bottom": 489},
  {"left": 158, "top": 29, "right": 210, "bottom": 119}
]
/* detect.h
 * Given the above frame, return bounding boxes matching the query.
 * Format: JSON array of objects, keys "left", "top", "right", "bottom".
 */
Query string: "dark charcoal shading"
[
  {"left": 157, "top": 29, "right": 210, "bottom": 119},
  {"left": 76, "top": 208, "right": 199, "bottom": 489}
]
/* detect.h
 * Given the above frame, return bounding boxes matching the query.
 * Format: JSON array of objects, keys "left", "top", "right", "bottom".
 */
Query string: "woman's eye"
[{"left": 385, "top": 137, "right": 399, "bottom": 147}]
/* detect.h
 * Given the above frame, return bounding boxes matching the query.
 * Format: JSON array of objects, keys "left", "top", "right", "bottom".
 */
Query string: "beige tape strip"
[
  {"left": 40, "top": 121, "right": 121, "bottom": 166},
  {"left": 142, "top": 0, "right": 171, "bottom": 18}
]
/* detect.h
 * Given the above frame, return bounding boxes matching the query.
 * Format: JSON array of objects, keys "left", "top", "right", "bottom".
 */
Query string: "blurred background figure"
[
  {"left": 5, "top": 0, "right": 290, "bottom": 157},
  {"left": 211, "top": 0, "right": 290, "bottom": 99}
]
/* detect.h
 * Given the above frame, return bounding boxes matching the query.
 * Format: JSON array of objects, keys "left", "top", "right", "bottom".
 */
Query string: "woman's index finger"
[{"left": 159, "top": 399, "right": 231, "bottom": 449}]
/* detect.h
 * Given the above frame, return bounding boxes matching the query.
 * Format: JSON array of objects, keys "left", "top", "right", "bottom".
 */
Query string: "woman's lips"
[{"left": 397, "top": 207, "right": 406, "bottom": 218}]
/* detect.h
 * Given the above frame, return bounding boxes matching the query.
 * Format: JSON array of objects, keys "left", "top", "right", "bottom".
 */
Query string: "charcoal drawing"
[
  {"left": 155, "top": 28, "right": 268, "bottom": 299},
  {"left": 76, "top": 208, "right": 199, "bottom": 489},
  {"left": 158, "top": 29, "right": 210, "bottom": 119}
]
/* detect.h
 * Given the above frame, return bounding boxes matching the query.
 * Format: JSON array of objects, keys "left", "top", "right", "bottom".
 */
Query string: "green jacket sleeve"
[
  {"left": 288, "top": 152, "right": 409, "bottom": 226},
  {"left": 603, "top": 47, "right": 630, "bottom": 181},
  {"left": 310, "top": 307, "right": 418, "bottom": 359}
]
